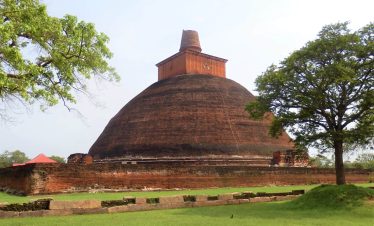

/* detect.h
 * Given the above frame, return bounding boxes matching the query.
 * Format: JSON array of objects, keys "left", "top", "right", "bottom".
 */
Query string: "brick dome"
[{"left": 89, "top": 74, "right": 294, "bottom": 160}]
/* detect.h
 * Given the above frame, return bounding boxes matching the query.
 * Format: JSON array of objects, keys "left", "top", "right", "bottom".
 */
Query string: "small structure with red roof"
[{"left": 12, "top": 154, "right": 57, "bottom": 166}]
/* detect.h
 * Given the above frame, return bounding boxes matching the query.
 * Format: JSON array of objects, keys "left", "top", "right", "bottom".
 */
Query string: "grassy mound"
[{"left": 289, "top": 184, "right": 374, "bottom": 209}]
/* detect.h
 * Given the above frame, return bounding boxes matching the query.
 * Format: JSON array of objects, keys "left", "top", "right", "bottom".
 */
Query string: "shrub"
[{"left": 290, "top": 184, "right": 374, "bottom": 209}]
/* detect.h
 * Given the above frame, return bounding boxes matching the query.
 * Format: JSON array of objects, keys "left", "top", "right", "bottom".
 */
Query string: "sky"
[{"left": 1, "top": 0, "right": 373, "bottom": 159}]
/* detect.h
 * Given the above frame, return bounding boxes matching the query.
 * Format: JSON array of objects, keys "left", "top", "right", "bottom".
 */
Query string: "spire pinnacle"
[{"left": 179, "top": 30, "right": 202, "bottom": 52}]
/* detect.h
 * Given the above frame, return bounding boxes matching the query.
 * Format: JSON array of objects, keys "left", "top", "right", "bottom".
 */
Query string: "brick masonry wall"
[
  {"left": 1, "top": 163, "right": 372, "bottom": 195},
  {"left": 0, "top": 164, "right": 35, "bottom": 194}
]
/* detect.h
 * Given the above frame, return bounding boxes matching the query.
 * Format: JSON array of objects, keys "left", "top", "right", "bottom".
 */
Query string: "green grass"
[
  {"left": 291, "top": 184, "right": 374, "bottom": 208},
  {"left": 0, "top": 184, "right": 373, "bottom": 225},
  {"left": 0, "top": 200, "right": 373, "bottom": 226},
  {"left": 0, "top": 183, "right": 372, "bottom": 204}
]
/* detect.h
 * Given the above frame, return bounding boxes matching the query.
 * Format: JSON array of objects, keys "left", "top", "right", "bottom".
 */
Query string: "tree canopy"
[
  {"left": 49, "top": 155, "right": 65, "bottom": 163},
  {"left": 0, "top": 150, "right": 29, "bottom": 167},
  {"left": 0, "top": 0, "right": 118, "bottom": 116},
  {"left": 246, "top": 22, "right": 373, "bottom": 185}
]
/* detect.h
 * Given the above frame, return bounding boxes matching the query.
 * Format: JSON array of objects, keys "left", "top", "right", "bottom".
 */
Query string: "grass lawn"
[
  {"left": 0, "top": 200, "right": 373, "bottom": 226},
  {"left": 0, "top": 183, "right": 372, "bottom": 204}
]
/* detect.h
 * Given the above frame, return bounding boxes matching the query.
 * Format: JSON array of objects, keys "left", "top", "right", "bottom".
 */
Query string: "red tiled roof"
[
  {"left": 12, "top": 163, "right": 25, "bottom": 166},
  {"left": 25, "top": 154, "right": 57, "bottom": 164}
]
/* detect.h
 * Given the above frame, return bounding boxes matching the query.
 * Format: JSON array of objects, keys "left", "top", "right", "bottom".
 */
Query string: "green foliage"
[
  {"left": 247, "top": 21, "right": 373, "bottom": 150},
  {"left": 0, "top": 150, "right": 29, "bottom": 168},
  {"left": 49, "top": 155, "right": 65, "bottom": 163},
  {"left": 345, "top": 153, "right": 374, "bottom": 170},
  {"left": 308, "top": 155, "right": 334, "bottom": 168},
  {"left": 0, "top": 0, "right": 118, "bottom": 115},
  {"left": 290, "top": 184, "right": 374, "bottom": 209},
  {"left": 246, "top": 22, "right": 374, "bottom": 184}
]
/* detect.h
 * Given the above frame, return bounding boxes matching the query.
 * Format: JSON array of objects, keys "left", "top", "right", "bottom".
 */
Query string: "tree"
[
  {"left": 0, "top": 0, "right": 118, "bottom": 117},
  {"left": 49, "top": 155, "right": 65, "bottom": 163},
  {"left": 246, "top": 22, "right": 374, "bottom": 185},
  {"left": 309, "top": 155, "right": 334, "bottom": 168},
  {"left": 0, "top": 150, "right": 29, "bottom": 167},
  {"left": 345, "top": 153, "right": 374, "bottom": 170}
]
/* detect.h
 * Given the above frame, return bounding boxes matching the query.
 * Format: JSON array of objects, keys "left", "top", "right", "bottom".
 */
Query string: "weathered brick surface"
[
  {"left": 226, "top": 199, "right": 240, "bottom": 205},
  {"left": 250, "top": 197, "right": 272, "bottom": 203},
  {"left": 127, "top": 204, "right": 157, "bottom": 212},
  {"left": 195, "top": 195, "right": 208, "bottom": 202},
  {"left": 194, "top": 200, "right": 227, "bottom": 207},
  {"left": 0, "top": 163, "right": 371, "bottom": 195},
  {"left": 108, "top": 205, "right": 129, "bottom": 213},
  {"left": 71, "top": 208, "right": 108, "bottom": 215},
  {"left": 88, "top": 74, "right": 293, "bottom": 160},
  {"left": 18, "top": 210, "right": 44, "bottom": 218},
  {"left": 0, "top": 210, "right": 19, "bottom": 218},
  {"left": 49, "top": 200, "right": 101, "bottom": 210},
  {"left": 134, "top": 197, "right": 146, "bottom": 204},
  {"left": 42, "top": 209, "right": 73, "bottom": 216},
  {"left": 157, "top": 202, "right": 185, "bottom": 209},
  {"left": 239, "top": 199, "right": 250, "bottom": 204},
  {"left": 218, "top": 194, "right": 234, "bottom": 201},
  {"left": 159, "top": 196, "right": 184, "bottom": 204}
]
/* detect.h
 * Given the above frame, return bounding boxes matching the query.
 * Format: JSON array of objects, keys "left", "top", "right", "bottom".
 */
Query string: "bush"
[
  {"left": 101, "top": 200, "right": 128, "bottom": 208},
  {"left": 344, "top": 153, "right": 374, "bottom": 170},
  {"left": 146, "top": 198, "right": 159, "bottom": 204},
  {"left": 290, "top": 184, "right": 374, "bottom": 209},
  {"left": 183, "top": 195, "right": 196, "bottom": 202},
  {"left": 0, "top": 199, "right": 51, "bottom": 211}
]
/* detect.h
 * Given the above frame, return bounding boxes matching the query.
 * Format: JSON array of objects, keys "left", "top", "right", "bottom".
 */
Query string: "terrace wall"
[{"left": 0, "top": 163, "right": 372, "bottom": 195}]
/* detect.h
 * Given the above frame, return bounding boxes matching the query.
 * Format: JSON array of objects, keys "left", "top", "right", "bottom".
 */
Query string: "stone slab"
[
  {"left": 49, "top": 200, "right": 101, "bottom": 210},
  {"left": 108, "top": 205, "right": 129, "bottom": 213},
  {"left": 250, "top": 197, "right": 272, "bottom": 203},
  {"left": 195, "top": 195, "right": 208, "bottom": 202},
  {"left": 194, "top": 200, "right": 226, "bottom": 207},
  {"left": 218, "top": 194, "right": 233, "bottom": 201},
  {"left": 135, "top": 197, "right": 147, "bottom": 204},
  {"left": 157, "top": 202, "right": 185, "bottom": 209},
  {"left": 0, "top": 210, "right": 19, "bottom": 218},
  {"left": 72, "top": 208, "right": 108, "bottom": 215},
  {"left": 42, "top": 209, "right": 73, "bottom": 216},
  {"left": 18, "top": 210, "right": 44, "bottom": 218},
  {"left": 159, "top": 196, "right": 184, "bottom": 204},
  {"left": 226, "top": 199, "right": 240, "bottom": 205},
  {"left": 127, "top": 204, "right": 156, "bottom": 212}
]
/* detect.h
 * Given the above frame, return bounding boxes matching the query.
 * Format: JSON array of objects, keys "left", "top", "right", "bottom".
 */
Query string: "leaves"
[
  {"left": 246, "top": 22, "right": 374, "bottom": 152},
  {"left": 0, "top": 0, "right": 118, "bottom": 115},
  {"left": 0, "top": 150, "right": 29, "bottom": 168},
  {"left": 49, "top": 155, "right": 65, "bottom": 163}
]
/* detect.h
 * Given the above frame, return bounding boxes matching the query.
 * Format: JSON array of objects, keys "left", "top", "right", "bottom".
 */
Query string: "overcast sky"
[{"left": 1, "top": 0, "right": 373, "bottom": 159}]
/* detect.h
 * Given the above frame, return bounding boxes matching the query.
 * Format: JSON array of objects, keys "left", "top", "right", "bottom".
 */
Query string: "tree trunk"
[{"left": 334, "top": 140, "right": 346, "bottom": 185}]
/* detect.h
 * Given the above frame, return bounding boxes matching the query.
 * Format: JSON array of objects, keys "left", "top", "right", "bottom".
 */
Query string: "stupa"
[{"left": 88, "top": 30, "right": 294, "bottom": 165}]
